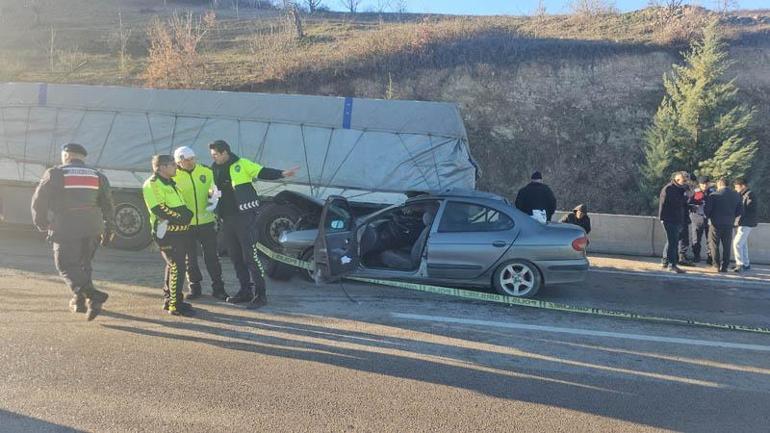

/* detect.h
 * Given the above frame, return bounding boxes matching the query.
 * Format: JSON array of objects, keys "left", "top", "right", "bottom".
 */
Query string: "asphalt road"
[{"left": 1, "top": 230, "right": 769, "bottom": 432}]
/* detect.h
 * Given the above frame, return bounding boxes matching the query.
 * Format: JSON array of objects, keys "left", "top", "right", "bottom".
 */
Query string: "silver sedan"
[{"left": 279, "top": 189, "right": 589, "bottom": 298}]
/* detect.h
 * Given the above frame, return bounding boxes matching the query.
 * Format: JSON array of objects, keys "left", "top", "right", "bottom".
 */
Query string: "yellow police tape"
[{"left": 255, "top": 243, "right": 770, "bottom": 335}]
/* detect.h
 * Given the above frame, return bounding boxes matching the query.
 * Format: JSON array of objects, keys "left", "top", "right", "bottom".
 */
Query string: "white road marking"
[
  {"left": 391, "top": 312, "right": 770, "bottom": 352},
  {"left": 591, "top": 268, "right": 770, "bottom": 287}
]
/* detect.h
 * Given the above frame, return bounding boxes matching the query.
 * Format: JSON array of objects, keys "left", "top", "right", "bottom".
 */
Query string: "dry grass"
[{"left": 0, "top": 1, "right": 767, "bottom": 89}]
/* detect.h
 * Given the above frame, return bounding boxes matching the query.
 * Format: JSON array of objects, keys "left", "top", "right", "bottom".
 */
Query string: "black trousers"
[
  {"left": 661, "top": 222, "right": 681, "bottom": 266},
  {"left": 677, "top": 223, "right": 691, "bottom": 261},
  {"left": 221, "top": 211, "right": 266, "bottom": 297},
  {"left": 185, "top": 222, "right": 224, "bottom": 293},
  {"left": 709, "top": 225, "right": 733, "bottom": 271},
  {"left": 692, "top": 218, "right": 711, "bottom": 262},
  {"left": 53, "top": 237, "right": 99, "bottom": 297},
  {"left": 158, "top": 234, "right": 188, "bottom": 309}
]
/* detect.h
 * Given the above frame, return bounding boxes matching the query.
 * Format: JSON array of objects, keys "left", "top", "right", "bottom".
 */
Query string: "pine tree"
[{"left": 640, "top": 19, "right": 758, "bottom": 206}]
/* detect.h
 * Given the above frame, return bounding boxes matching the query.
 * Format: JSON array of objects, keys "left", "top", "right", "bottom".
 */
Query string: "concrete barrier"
[{"left": 553, "top": 211, "right": 770, "bottom": 265}]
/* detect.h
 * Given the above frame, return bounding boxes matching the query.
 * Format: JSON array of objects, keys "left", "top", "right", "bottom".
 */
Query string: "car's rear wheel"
[{"left": 492, "top": 260, "right": 541, "bottom": 298}]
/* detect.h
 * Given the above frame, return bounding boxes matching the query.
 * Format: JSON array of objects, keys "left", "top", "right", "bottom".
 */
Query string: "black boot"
[
  {"left": 246, "top": 291, "right": 267, "bottom": 310},
  {"left": 226, "top": 289, "right": 252, "bottom": 304},
  {"left": 85, "top": 289, "right": 108, "bottom": 321},
  {"left": 212, "top": 288, "right": 229, "bottom": 301},
  {"left": 69, "top": 293, "right": 86, "bottom": 313},
  {"left": 186, "top": 284, "right": 202, "bottom": 300}
]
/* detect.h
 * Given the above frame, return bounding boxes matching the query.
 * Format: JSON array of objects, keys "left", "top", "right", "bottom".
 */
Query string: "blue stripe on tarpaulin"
[
  {"left": 342, "top": 97, "right": 353, "bottom": 129},
  {"left": 38, "top": 83, "right": 48, "bottom": 106}
]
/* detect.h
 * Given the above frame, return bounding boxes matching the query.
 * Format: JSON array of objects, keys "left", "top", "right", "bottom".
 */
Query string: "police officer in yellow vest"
[
  {"left": 142, "top": 155, "right": 195, "bottom": 316},
  {"left": 209, "top": 140, "right": 298, "bottom": 309},
  {"left": 173, "top": 146, "right": 227, "bottom": 301}
]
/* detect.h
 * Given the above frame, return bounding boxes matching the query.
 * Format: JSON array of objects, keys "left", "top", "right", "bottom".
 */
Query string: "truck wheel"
[
  {"left": 257, "top": 203, "right": 302, "bottom": 280},
  {"left": 111, "top": 191, "right": 152, "bottom": 251}
]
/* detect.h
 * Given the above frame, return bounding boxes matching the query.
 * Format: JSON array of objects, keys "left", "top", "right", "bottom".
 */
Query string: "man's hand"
[
  {"left": 282, "top": 166, "right": 301, "bottom": 178},
  {"left": 100, "top": 230, "right": 115, "bottom": 247}
]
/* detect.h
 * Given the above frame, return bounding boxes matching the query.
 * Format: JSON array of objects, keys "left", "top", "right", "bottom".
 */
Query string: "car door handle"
[{"left": 492, "top": 240, "right": 507, "bottom": 247}]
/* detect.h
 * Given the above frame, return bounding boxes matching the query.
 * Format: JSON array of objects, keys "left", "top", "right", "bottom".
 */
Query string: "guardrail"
[{"left": 554, "top": 211, "right": 770, "bottom": 265}]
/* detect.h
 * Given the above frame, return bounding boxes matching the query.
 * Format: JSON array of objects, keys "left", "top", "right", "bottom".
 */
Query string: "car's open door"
[{"left": 313, "top": 196, "right": 359, "bottom": 282}]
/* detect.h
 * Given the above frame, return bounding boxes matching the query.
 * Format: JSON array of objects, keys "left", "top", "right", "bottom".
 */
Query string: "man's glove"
[{"left": 100, "top": 230, "right": 115, "bottom": 247}]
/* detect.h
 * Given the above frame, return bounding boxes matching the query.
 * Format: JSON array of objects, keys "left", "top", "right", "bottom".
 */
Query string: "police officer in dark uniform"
[
  {"left": 209, "top": 140, "right": 298, "bottom": 309},
  {"left": 142, "top": 155, "right": 195, "bottom": 316},
  {"left": 30, "top": 143, "right": 114, "bottom": 321}
]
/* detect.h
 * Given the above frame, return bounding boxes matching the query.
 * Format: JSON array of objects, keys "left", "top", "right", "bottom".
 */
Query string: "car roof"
[{"left": 405, "top": 188, "right": 509, "bottom": 204}]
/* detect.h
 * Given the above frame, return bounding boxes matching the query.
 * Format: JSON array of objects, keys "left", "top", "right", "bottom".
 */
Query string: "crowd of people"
[
  {"left": 29, "top": 145, "right": 759, "bottom": 320},
  {"left": 31, "top": 141, "right": 298, "bottom": 319},
  {"left": 513, "top": 169, "right": 758, "bottom": 276},
  {"left": 658, "top": 171, "right": 757, "bottom": 274}
]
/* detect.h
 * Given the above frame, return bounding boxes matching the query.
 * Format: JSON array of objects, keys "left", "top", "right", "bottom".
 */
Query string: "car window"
[
  {"left": 438, "top": 202, "right": 514, "bottom": 232},
  {"left": 325, "top": 201, "right": 352, "bottom": 233}
]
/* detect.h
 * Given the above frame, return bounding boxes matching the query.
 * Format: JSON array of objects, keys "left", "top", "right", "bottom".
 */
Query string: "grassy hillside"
[{"left": 1, "top": 1, "right": 769, "bottom": 218}]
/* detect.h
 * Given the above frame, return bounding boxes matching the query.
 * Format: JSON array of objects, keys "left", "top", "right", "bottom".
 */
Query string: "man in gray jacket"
[
  {"left": 30, "top": 143, "right": 114, "bottom": 320},
  {"left": 704, "top": 178, "right": 742, "bottom": 273}
]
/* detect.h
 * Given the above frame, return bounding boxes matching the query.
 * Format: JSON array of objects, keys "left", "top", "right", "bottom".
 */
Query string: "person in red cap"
[{"left": 30, "top": 143, "right": 114, "bottom": 320}]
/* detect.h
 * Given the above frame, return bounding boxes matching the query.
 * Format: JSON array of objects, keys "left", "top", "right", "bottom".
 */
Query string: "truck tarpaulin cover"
[{"left": 0, "top": 82, "right": 477, "bottom": 199}]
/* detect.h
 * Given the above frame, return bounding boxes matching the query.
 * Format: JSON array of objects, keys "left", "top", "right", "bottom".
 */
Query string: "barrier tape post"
[{"left": 256, "top": 243, "right": 770, "bottom": 336}]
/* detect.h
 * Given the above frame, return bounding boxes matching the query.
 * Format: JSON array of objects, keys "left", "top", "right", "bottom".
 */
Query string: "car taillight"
[{"left": 572, "top": 236, "right": 588, "bottom": 252}]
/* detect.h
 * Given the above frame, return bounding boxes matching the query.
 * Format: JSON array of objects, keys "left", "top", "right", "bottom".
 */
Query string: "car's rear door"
[
  {"left": 426, "top": 201, "right": 519, "bottom": 279},
  {"left": 313, "top": 196, "right": 358, "bottom": 281}
]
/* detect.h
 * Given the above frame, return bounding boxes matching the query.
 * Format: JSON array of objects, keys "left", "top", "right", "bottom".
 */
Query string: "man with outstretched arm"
[{"left": 209, "top": 140, "right": 298, "bottom": 309}]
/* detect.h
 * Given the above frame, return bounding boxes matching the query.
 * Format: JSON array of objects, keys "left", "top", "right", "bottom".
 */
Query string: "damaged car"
[{"left": 278, "top": 189, "right": 589, "bottom": 298}]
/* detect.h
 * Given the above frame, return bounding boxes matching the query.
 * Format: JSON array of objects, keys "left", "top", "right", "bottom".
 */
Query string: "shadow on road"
[{"left": 0, "top": 409, "right": 86, "bottom": 433}]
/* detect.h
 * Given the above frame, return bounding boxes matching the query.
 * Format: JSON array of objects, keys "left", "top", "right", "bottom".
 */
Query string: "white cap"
[{"left": 173, "top": 146, "right": 195, "bottom": 162}]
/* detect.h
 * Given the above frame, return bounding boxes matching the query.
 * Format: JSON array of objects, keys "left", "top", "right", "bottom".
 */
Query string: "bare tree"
[
  {"left": 24, "top": 0, "right": 51, "bottom": 26},
  {"left": 568, "top": 0, "right": 618, "bottom": 16},
  {"left": 339, "top": 0, "right": 362, "bottom": 13},
  {"left": 145, "top": 11, "right": 217, "bottom": 88},
  {"left": 648, "top": 0, "right": 685, "bottom": 9},
  {"left": 391, "top": 0, "right": 407, "bottom": 20},
  {"left": 304, "top": 0, "right": 324, "bottom": 13},
  {"left": 116, "top": 12, "right": 133, "bottom": 73},
  {"left": 534, "top": 0, "right": 547, "bottom": 18},
  {"left": 287, "top": 3, "right": 304, "bottom": 39},
  {"left": 714, "top": 0, "right": 738, "bottom": 14}
]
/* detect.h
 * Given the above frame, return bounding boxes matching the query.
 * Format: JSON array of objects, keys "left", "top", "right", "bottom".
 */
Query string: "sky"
[{"left": 340, "top": 1, "right": 770, "bottom": 15}]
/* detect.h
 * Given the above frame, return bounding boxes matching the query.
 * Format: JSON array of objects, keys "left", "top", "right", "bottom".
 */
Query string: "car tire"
[
  {"left": 111, "top": 191, "right": 152, "bottom": 251},
  {"left": 492, "top": 259, "right": 542, "bottom": 298}
]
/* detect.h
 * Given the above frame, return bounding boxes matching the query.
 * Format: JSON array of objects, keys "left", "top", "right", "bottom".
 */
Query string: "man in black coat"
[
  {"left": 30, "top": 143, "right": 114, "bottom": 320},
  {"left": 732, "top": 178, "right": 757, "bottom": 272},
  {"left": 658, "top": 171, "right": 688, "bottom": 273},
  {"left": 515, "top": 171, "right": 557, "bottom": 222},
  {"left": 704, "top": 178, "right": 743, "bottom": 273}
]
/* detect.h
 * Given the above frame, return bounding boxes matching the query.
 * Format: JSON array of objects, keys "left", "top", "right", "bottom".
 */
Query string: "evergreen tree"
[{"left": 640, "top": 19, "right": 757, "bottom": 206}]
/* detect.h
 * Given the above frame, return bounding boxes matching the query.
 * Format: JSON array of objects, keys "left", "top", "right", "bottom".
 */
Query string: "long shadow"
[
  {"left": 100, "top": 309, "right": 770, "bottom": 432},
  {"left": 0, "top": 409, "right": 86, "bottom": 433}
]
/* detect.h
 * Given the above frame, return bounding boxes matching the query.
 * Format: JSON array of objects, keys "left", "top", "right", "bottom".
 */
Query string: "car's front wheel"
[{"left": 492, "top": 259, "right": 542, "bottom": 298}]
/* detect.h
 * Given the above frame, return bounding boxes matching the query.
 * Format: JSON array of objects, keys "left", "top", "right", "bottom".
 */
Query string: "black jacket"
[
  {"left": 735, "top": 189, "right": 758, "bottom": 227},
  {"left": 560, "top": 212, "right": 591, "bottom": 234},
  {"left": 515, "top": 182, "right": 557, "bottom": 222},
  {"left": 704, "top": 188, "right": 742, "bottom": 227},
  {"left": 30, "top": 159, "right": 114, "bottom": 242},
  {"left": 658, "top": 182, "right": 687, "bottom": 224},
  {"left": 211, "top": 153, "right": 284, "bottom": 217}
]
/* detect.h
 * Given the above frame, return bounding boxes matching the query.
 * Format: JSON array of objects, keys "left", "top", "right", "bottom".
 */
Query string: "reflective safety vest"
[
  {"left": 142, "top": 174, "right": 192, "bottom": 235},
  {"left": 228, "top": 157, "right": 263, "bottom": 212},
  {"left": 173, "top": 164, "right": 216, "bottom": 226}
]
